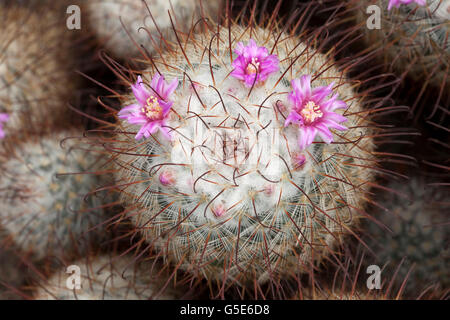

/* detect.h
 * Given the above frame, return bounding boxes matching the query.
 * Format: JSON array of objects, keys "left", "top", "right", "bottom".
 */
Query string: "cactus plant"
[
  {"left": 299, "top": 289, "right": 383, "bottom": 300},
  {"left": 291, "top": 229, "right": 448, "bottom": 301},
  {"left": 363, "top": 178, "right": 449, "bottom": 298},
  {"left": 0, "top": 229, "right": 28, "bottom": 300},
  {"left": 0, "top": 2, "right": 76, "bottom": 139},
  {"left": 0, "top": 131, "right": 112, "bottom": 261},
  {"left": 357, "top": 0, "right": 449, "bottom": 92},
  {"left": 82, "top": 0, "right": 221, "bottom": 60},
  {"left": 107, "top": 17, "right": 383, "bottom": 289},
  {"left": 34, "top": 255, "right": 187, "bottom": 300}
]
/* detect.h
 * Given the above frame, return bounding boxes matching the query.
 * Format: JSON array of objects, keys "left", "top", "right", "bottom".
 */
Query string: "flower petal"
[
  {"left": 0, "top": 113, "right": 9, "bottom": 122},
  {"left": 311, "top": 82, "right": 334, "bottom": 104},
  {"left": 298, "top": 126, "right": 317, "bottom": 150},
  {"left": 291, "top": 75, "right": 311, "bottom": 102},
  {"left": 132, "top": 76, "right": 149, "bottom": 105},
  {"left": 118, "top": 103, "right": 140, "bottom": 116},
  {"left": 284, "top": 111, "right": 302, "bottom": 127},
  {"left": 324, "top": 111, "right": 348, "bottom": 124},
  {"left": 166, "top": 78, "right": 179, "bottom": 97},
  {"left": 160, "top": 126, "right": 172, "bottom": 140},
  {"left": 315, "top": 124, "right": 334, "bottom": 144},
  {"left": 321, "top": 118, "right": 347, "bottom": 131}
]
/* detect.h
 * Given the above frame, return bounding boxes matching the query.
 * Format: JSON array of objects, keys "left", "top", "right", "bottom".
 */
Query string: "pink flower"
[
  {"left": 388, "top": 0, "right": 426, "bottom": 10},
  {"left": 263, "top": 184, "right": 275, "bottom": 196},
  {"left": 159, "top": 170, "right": 176, "bottom": 186},
  {"left": 118, "top": 74, "right": 178, "bottom": 140},
  {"left": 0, "top": 113, "right": 9, "bottom": 139},
  {"left": 231, "top": 39, "right": 279, "bottom": 87},
  {"left": 284, "top": 75, "right": 348, "bottom": 150},
  {"left": 212, "top": 203, "right": 226, "bottom": 217},
  {"left": 291, "top": 153, "right": 306, "bottom": 170}
]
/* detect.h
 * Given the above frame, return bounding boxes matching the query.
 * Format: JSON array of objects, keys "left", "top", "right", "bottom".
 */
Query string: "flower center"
[
  {"left": 142, "top": 96, "right": 163, "bottom": 120},
  {"left": 300, "top": 101, "right": 323, "bottom": 124},
  {"left": 246, "top": 57, "right": 260, "bottom": 74}
]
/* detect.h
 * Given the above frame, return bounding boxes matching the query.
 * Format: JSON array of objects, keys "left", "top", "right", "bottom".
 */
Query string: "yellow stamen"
[
  {"left": 246, "top": 57, "right": 260, "bottom": 74},
  {"left": 300, "top": 101, "right": 323, "bottom": 123},
  {"left": 141, "top": 96, "right": 163, "bottom": 120}
]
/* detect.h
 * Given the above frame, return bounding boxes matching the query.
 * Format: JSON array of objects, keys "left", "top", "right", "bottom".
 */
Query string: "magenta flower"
[
  {"left": 0, "top": 113, "right": 9, "bottom": 139},
  {"left": 159, "top": 170, "right": 176, "bottom": 186},
  {"left": 118, "top": 74, "right": 178, "bottom": 140},
  {"left": 212, "top": 203, "right": 226, "bottom": 218},
  {"left": 388, "top": 0, "right": 426, "bottom": 10},
  {"left": 231, "top": 39, "right": 279, "bottom": 87},
  {"left": 291, "top": 153, "right": 306, "bottom": 170},
  {"left": 284, "top": 75, "right": 348, "bottom": 150}
]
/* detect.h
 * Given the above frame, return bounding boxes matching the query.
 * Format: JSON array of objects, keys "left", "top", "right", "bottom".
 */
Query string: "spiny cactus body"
[
  {"left": 364, "top": 178, "right": 449, "bottom": 297},
  {"left": 83, "top": 0, "right": 221, "bottom": 59},
  {"left": 0, "top": 132, "right": 110, "bottom": 260},
  {"left": 112, "top": 21, "right": 378, "bottom": 286},
  {"left": 34, "top": 255, "right": 185, "bottom": 300}
]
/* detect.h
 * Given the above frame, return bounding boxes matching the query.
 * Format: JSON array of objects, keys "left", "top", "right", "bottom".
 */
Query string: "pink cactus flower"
[
  {"left": 263, "top": 184, "right": 275, "bottom": 196},
  {"left": 0, "top": 113, "right": 9, "bottom": 139},
  {"left": 231, "top": 39, "right": 279, "bottom": 87},
  {"left": 284, "top": 75, "right": 348, "bottom": 150},
  {"left": 212, "top": 203, "right": 226, "bottom": 217},
  {"left": 388, "top": 0, "right": 426, "bottom": 10},
  {"left": 159, "top": 170, "right": 176, "bottom": 186},
  {"left": 292, "top": 153, "right": 306, "bottom": 170},
  {"left": 118, "top": 74, "right": 178, "bottom": 140}
]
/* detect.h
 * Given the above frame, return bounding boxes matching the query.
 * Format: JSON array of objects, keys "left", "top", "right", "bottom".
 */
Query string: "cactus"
[
  {"left": 357, "top": 0, "right": 449, "bottom": 91},
  {"left": 291, "top": 232, "right": 446, "bottom": 301},
  {"left": 34, "top": 255, "right": 188, "bottom": 300},
  {"left": 294, "top": 261, "right": 410, "bottom": 300},
  {"left": 363, "top": 178, "right": 449, "bottom": 297},
  {"left": 0, "top": 131, "right": 111, "bottom": 261},
  {"left": 0, "top": 229, "right": 27, "bottom": 300},
  {"left": 82, "top": 0, "right": 221, "bottom": 60},
  {"left": 0, "top": 2, "right": 76, "bottom": 138},
  {"left": 108, "top": 18, "right": 382, "bottom": 289},
  {"left": 299, "top": 289, "right": 383, "bottom": 300}
]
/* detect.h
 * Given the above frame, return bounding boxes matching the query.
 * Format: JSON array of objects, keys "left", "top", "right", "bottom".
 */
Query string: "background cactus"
[
  {"left": 0, "top": 228, "right": 28, "bottom": 300},
  {"left": 34, "top": 255, "right": 188, "bottom": 300},
  {"left": 81, "top": 0, "right": 221, "bottom": 60},
  {"left": 0, "top": 131, "right": 112, "bottom": 261},
  {"left": 299, "top": 289, "right": 382, "bottom": 300},
  {"left": 0, "top": 1, "right": 77, "bottom": 138},
  {"left": 109, "top": 19, "right": 382, "bottom": 289},
  {"left": 363, "top": 177, "right": 449, "bottom": 298},
  {"left": 357, "top": 0, "right": 449, "bottom": 91}
]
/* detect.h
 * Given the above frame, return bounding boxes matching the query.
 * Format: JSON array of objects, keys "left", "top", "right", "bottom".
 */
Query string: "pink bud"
[
  {"left": 263, "top": 184, "right": 275, "bottom": 196},
  {"left": 190, "top": 82, "right": 203, "bottom": 92},
  {"left": 292, "top": 153, "right": 306, "bottom": 171},
  {"left": 212, "top": 203, "right": 226, "bottom": 217},
  {"left": 276, "top": 101, "right": 287, "bottom": 113},
  {"left": 159, "top": 170, "right": 176, "bottom": 186}
]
